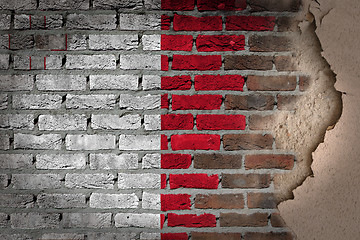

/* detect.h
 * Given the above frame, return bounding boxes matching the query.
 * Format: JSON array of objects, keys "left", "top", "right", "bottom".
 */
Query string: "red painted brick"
[
  {"left": 161, "top": 214, "right": 165, "bottom": 229},
  {"left": 161, "top": 233, "right": 188, "bottom": 240},
  {"left": 161, "top": 35, "right": 193, "bottom": 51},
  {"left": 162, "top": 114, "right": 194, "bottom": 130},
  {"left": 161, "top": 154, "right": 192, "bottom": 169},
  {"left": 161, "top": 76, "right": 192, "bottom": 90},
  {"left": 169, "top": 173, "right": 219, "bottom": 189},
  {"left": 161, "top": 55, "right": 169, "bottom": 71},
  {"left": 172, "top": 55, "right": 222, "bottom": 71},
  {"left": 167, "top": 213, "right": 216, "bottom": 228},
  {"left": 171, "top": 134, "right": 221, "bottom": 150},
  {"left": 162, "top": 0, "right": 195, "bottom": 10},
  {"left": 161, "top": 15, "right": 171, "bottom": 30},
  {"left": 161, "top": 134, "right": 168, "bottom": 150},
  {"left": 161, "top": 94, "right": 169, "bottom": 109},
  {"left": 161, "top": 174, "right": 167, "bottom": 189},
  {"left": 161, "top": 194, "right": 191, "bottom": 211},
  {"left": 197, "top": 0, "right": 246, "bottom": 11},
  {"left": 226, "top": 16, "right": 276, "bottom": 31},
  {"left": 245, "top": 154, "right": 295, "bottom": 170},
  {"left": 197, "top": 114, "right": 246, "bottom": 130},
  {"left": 173, "top": 14, "right": 222, "bottom": 31},
  {"left": 195, "top": 75, "right": 244, "bottom": 91},
  {"left": 196, "top": 35, "right": 245, "bottom": 52},
  {"left": 172, "top": 95, "right": 222, "bottom": 110}
]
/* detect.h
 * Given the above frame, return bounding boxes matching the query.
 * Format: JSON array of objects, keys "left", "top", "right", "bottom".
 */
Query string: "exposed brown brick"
[
  {"left": 225, "top": 94, "right": 275, "bottom": 110},
  {"left": 247, "top": 75, "right": 297, "bottom": 91},
  {"left": 195, "top": 194, "right": 244, "bottom": 209},
  {"left": 220, "top": 212, "right": 268, "bottom": 227},
  {"left": 245, "top": 154, "right": 295, "bottom": 170},
  {"left": 249, "top": 35, "right": 292, "bottom": 52},
  {"left": 249, "top": 114, "right": 275, "bottom": 130},
  {"left": 224, "top": 134, "right": 273, "bottom": 150},
  {"left": 244, "top": 232, "right": 294, "bottom": 240},
  {"left": 275, "top": 55, "right": 298, "bottom": 71},
  {"left": 277, "top": 16, "right": 300, "bottom": 32},
  {"left": 299, "top": 75, "right": 311, "bottom": 91},
  {"left": 224, "top": 55, "right": 273, "bottom": 70},
  {"left": 192, "top": 232, "right": 242, "bottom": 240},
  {"left": 248, "top": 0, "right": 300, "bottom": 12},
  {"left": 247, "top": 192, "right": 279, "bottom": 209},
  {"left": 222, "top": 174, "right": 271, "bottom": 189},
  {"left": 277, "top": 95, "right": 301, "bottom": 110},
  {"left": 271, "top": 212, "right": 287, "bottom": 227},
  {"left": 194, "top": 153, "right": 242, "bottom": 169}
]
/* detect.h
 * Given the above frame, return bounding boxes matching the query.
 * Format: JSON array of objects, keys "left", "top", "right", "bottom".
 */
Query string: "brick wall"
[{"left": 0, "top": 0, "right": 304, "bottom": 239}]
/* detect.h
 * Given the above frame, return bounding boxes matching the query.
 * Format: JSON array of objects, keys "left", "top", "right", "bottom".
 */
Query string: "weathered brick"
[
  {"left": 142, "top": 153, "right": 161, "bottom": 169},
  {"left": 275, "top": 55, "right": 298, "bottom": 71},
  {"left": 68, "top": 35, "right": 87, "bottom": 50},
  {"left": 92, "top": 114, "right": 141, "bottom": 130},
  {"left": 36, "top": 75, "right": 86, "bottom": 91},
  {"left": 40, "top": 234, "right": 85, "bottom": 240},
  {"left": 168, "top": 213, "right": 216, "bottom": 227},
  {"left": 144, "top": 0, "right": 161, "bottom": 9},
  {"left": 277, "top": 95, "right": 301, "bottom": 110},
  {"left": 248, "top": 192, "right": 279, "bottom": 209},
  {"left": 0, "top": 174, "right": 8, "bottom": 188},
  {"left": 36, "top": 154, "right": 86, "bottom": 169},
  {"left": 0, "top": 0, "right": 36, "bottom": 10},
  {"left": 278, "top": 17, "right": 300, "bottom": 32},
  {"left": 118, "top": 173, "right": 161, "bottom": 189},
  {"left": 224, "top": 55, "right": 273, "bottom": 70},
  {"left": 66, "top": 94, "right": 117, "bottom": 110},
  {"left": 0, "top": 134, "right": 9, "bottom": 150},
  {"left": 226, "top": 16, "right": 275, "bottom": 31},
  {"left": 39, "top": 0, "right": 88, "bottom": 9},
  {"left": 89, "top": 34, "right": 138, "bottom": 50},
  {"left": 195, "top": 194, "right": 244, "bottom": 209},
  {"left": 0, "top": 114, "right": 34, "bottom": 130},
  {"left": 222, "top": 174, "right": 271, "bottom": 188},
  {"left": 271, "top": 212, "right": 287, "bottom": 227},
  {"left": 172, "top": 55, "right": 222, "bottom": 71},
  {"left": 0, "top": 213, "right": 7, "bottom": 227},
  {"left": 120, "top": 54, "right": 161, "bottom": 70},
  {"left": 249, "top": 114, "right": 275, "bottom": 130},
  {"left": 249, "top": 35, "right": 292, "bottom": 52},
  {"left": 142, "top": 192, "right": 161, "bottom": 210},
  {"left": 0, "top": 235, "right": 32, "bottom": 240},
  {"left": 66, "top": 55, "right": 116, "bottom": 70},
  {"left": 141, "top": 233, "right": 161, "bottom": 239},
  {"left": 248, "top": 0, "right": 300, "bottom": 12},
  {"left": 14, "top": 133, "right": 62, "bottom": 150},
  {"left": 90, "top": 75, "right": 138, "bottom": 90},
  {"left": 14, "top": 15, "right": 63, "bottom": 30},
  {"left": 299, "top": 76, "right": 311, "bottom": 91},
  {"left": 90, "top": 193, "right": 139, "bottom": 209},
  {"left": 120, "top": 14, "right": 161, "bottom": 30},
  {"left": 194, "top": 154, "right": 242, "bottom": 169},
  {"left": 0, "top": 54, "right": 9, "bottom": 69},
  {"left": 143, "top": 35, "right": 161, "bottom": 50},
  {"left": 88, "top": 233, "right": 136, "bottom": 240},
  {"left": 67, "top": 14, "right": 116, "bottom": 30},
  {"left": 244, "top": 232, "right": 293, "bottom": 240},
  {"left": 65, "top": 173, "right": 114, "bottom": 189},
  {"left": 173, "top": 14, "right": 222, "bottom": 31},
  {"left": 220, "top": 213, "right": 268, "bottom": 227},
  {"left": 12, "top": 174, "right": 62, "bottom": 189},
  {"left": 0, "top": 194, "right": 34, "bottom": 208},
  {"left": 245, "top": 154, "right": 295, "bottom": 169},
  {"left": 90, "top": 153, "right": 138, "bottom": 170},
  {"left": 120, "top": 94, "right": 160, "bottom": 110},
  {"left": 11, "top": 213, "right": 59, "bottom": 229},
  {"left": 0, "top": 14, "right": 11, "bottom": 29},
  {"left": 196, "top": 35, "right": 245, "bottom": 51},
  {"left": 143, "top": 75, "right": 161, "bottom": 90},
  {"left": 0, "top": 75, "right": 34, "bottom": 91},
  {"left": 66, "top": 134, "right": 116, "bottom": 150},
  {"left": 37, "top": 193, "right": 86, "bottom": 209},
  {"left": 198, "top": 0, "right": 246, "bottom": 10},
  {"left": 94, "top": 0, "right": 142, "bottom": 9},
  {"left": 119, "top": 135, "right": 160, "bottom": 150},
  {"left": 224, "top": 134, "right": 273, "bottom": 150},
  {"left": 35, "top": 35, "right": 66, "bottom": 50},
  {"left": 14, "top": 55, "right": 62, "bottom": 70},
  {"left": 115, "top": 213, "right": 161, "bottom": 228},
  {"left": 172, "top": 95, "right": 222, "bottom": 110},
  {"left": 0, "top": 154, "right": 33, "bottom": 169},
  {"left": 144, "top": 115, "right": 161, "bottom": 130},
  {"left": 38, "top": 114, "right": 87, "bottom": 131},
  {"left": 247, "top": 75, "right": 297, "bottom": 91},
  {"left": 192, "top": 232, "right": 242, "bottom": 240},
  {"left": 7, "top": 35, "right": 34, "bottom": 50},
  {"left": 63, "top": 213, "right": 111, "bottom": 228},
  {"left": 0, "top": 94, "right": 7, "bottom": 110}
]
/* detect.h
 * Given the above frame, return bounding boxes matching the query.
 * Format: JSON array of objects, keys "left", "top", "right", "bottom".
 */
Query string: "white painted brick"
[
  {"left": 63, "top": 213, "right": 111, "bottom": 228},
  {"left": 66, "top": 94, "right": 117, "bottom": 110},
  {"left": 14, "top": 133, "right": 62, "bottom": 150},
  {"left": 40, "top": 233, "right": 84, "bottom": 240},
  {"left": 0, "top": 194, "right": 34, "bottom": 208},
  {"left": 142, "top": 192, "right": 161, "bottom": 210},
  {"left": 0, "top": 75, "right": 33, "bottom": 91},
  {"left": 0, "top": 114, "right": 34, "bottom": 130},
  {"left": 90, "top": 193, "right": 139, "bottom": 209},
  {"left": 37, "top": 193, "right": 86, "bottom": 209},
  {"left": 67, "top": 14, "right": 116, "bottom": 30},
  {"left": 0, "top": 134, "right": 9, "bottom": 150},
  {"left": 90, "top": 153, "right": 138, "bottom": 170},
  {"left": 66, "top": 55, "right": 116, "bottom": 69},
  {"left": 89, "top": 34, "right": 138, "bottom": 50},
  {"left": 87, "top": 233, "right": 137, "bottom": 240},
  {"left": 119, "top": 94, "right": 160, "bottom": 110},
  {"left": 13, "top": 94, "right": 62, "bottom": 110},
  {"left": 0, "top": 154, "right": 33, "bottom": 169},
  {"left": 68, "top": 35, "right": 87, "bottom": 50},
  {"left": 0, "top": 212, "right": 8, "bottom": 227},
  {"left": 65, "top": 173, "right": 114, "bottom": 189},
  {"left": 120, "top": 14, "right": 161, "bottom": 30},
  {"left": 0, "top": 54, "right": 9, "bottom": 69},
  {"left": 144, "top": 0, "right": 161, "bottom": 9},
  {"left": 120, "top": 54, "right": 161, "bottom": 70},
  {"left": 93, "top": 0, "right": 143, "bottom": 9},
  {"left": 90, "top": 75, "right": 138, "bottom": 90},
  {"left": 39, "top": 0, "right": 89, "bottom": 10},
  {"left": 142, "top": 153, "right": 161, "bottom": 169},
  {"left": 0, "top": 94, "right": 7, "bottom": 109},
  {"left": 12, "top": 174, "right": 62, "bottom": 189},
  {"left": 115, "top": 213, "right": 161, "bottom": 228},
  {"left": 119, "top": 135, "right": 161, "bottom": 150},
  {"left": 36, "top": 75, "right": 86, "bottom": 91},
  {"left": 0, "top": 174, "right": 7, "bottom": 188},
  {"left": 143, "top": 75, "right": 161, "bottom": 90},
  {"left": 92, "top": 114, "right": 141, "bottom": 130},
  {"left": 140, "top": 233, "right": 161, "bottom": 240},
  {"left": 142, "top": 35, "right": 161, "bottom": 50},
  {"left": 14, "top": 55, "right": 62, "bottom": 70},
  {"left": 11, "top": 213, "right": 60, "bottom": 229},
  {"left": 0, "top": 14, "right": 11, "bottom": 30},
  {"left": 144, "top": 115, "right": 161, "bottom": 130},
  {"left": 0, "top": 235, "right": 32, "bottom": 240},
  {"left": 66, "top": 134, "right": 115, "bottom": 150},
  {"left": 38, "top": 114, "right": 87, "bottom": 131},
  {"left": 36, "top": 154, "right": 86, "bottom": 169},
  {"left": 118, "top": 173, "right": 161, "bottom": 189}
]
